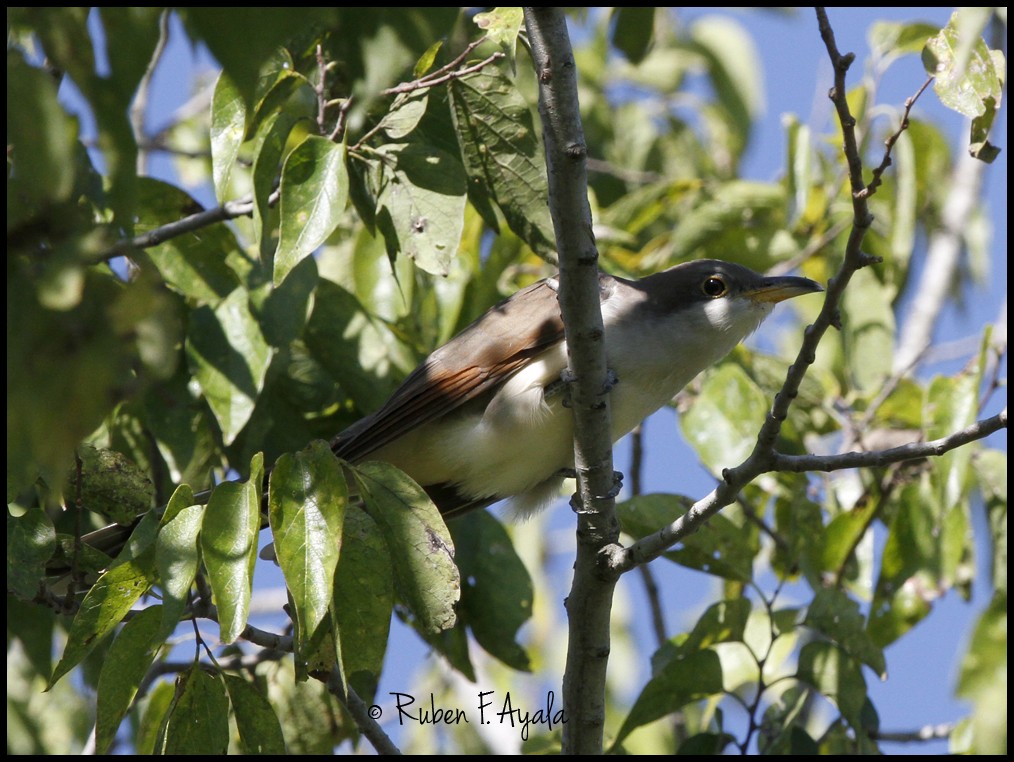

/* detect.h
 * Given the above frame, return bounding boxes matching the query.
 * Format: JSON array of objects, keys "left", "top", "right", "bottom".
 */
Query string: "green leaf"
[
  {"left": 71, "top": 444, "right": 155, "bottom": 526},
  {"left": 976, "top": 449, "right": 1007, "bottom": 594},
  {"left": 223, "top": 675, "right": 287, "bottom": 754},
  {"left": 200, "top": 453, "right": 264, "bottom": 643},
  {"left": 868, "top": 21, "right": 939, "bottom": 60},
  {"left": 210, "top": 73, "right": 247, "bottom": 204},
  {"left": 377, "top": 90, "right": 430, "bottom": 141},
  {"left": 473, "top": 7, "right": 524, "bottom": 69},
  {"left": 374, "top": 142, "right": 467, "bottom": 276},
  {"left": 689, "top": 14, "right": 764, "bottom": 157},
  {"left": 352, "top": 461, "right": 459, "bottom": 635},
  {"left": 251, "top": 110, "right": 299, "bottom": 260},
  {"left": 955, "top": 592, "right": 1007, "bottom": 754},
  {"left": 186, "top": 288, "right": 272, "bottom": 445},
  {"left": 304, "top": 278, "right": 400, "bottom": 414},
  {"left": 156, "top": 500, "right": 205, "bottom": 640},
  {"left": 922, "top": 11, "right": 1005, "bottom": 163},
  {"left": 95, "top": 605, "right": 164, "bottom": 754},
  {"left": 452, "top": 511, "right": 533, "bottom": 671},
  {"left": 333, "top": 504, "right": 394, "bottom": 704},
  {"left": 136, "top": 680, "right": 175, "bottom": 755},
  {"left": 262, "top": 253, "right": 318, "bottom": 348},
  {"left": 157, "top": 666, "right": 230, "bottom": 755},
  {"left": 269, "top": 441, "right": 347, "bottom": 661},
  {"left": 276, "top": 136, "right": 349, "bottom": 285},
  {"left": 868, "top": 479, "right": 937, "bottom": 647},
  {"left": 618, "top": 494, "right": 757, "bottom": 582},
  {"left": 840, "top": 266, "right": 895, "bottom": 393},
  {"left": 760, "top": 685, "right": 819, "bottom": 755},
  {"left": 50, "top": 549, "right": 157, "bottom": 687},
  {"left": 181, "top": 8, "right": 327, "bottom": 111},
  {"left": 611, "top": 7, "right": 656, "bottom": 64},
  {"left": 134, "top": 178, "right": 243, "bottom": 304},
  {"left": 7, "top": 267, "right": 136, "bottom": 494},
  {"left": 796, "top": 641, "right": 868, "bottom": 730},
  {"left": 804, "top": 588, "right": 886, "bottom": 678},
  {"left": 6, "top": 49, "right": 78, "bottom": 220},
  {"left": 665, "top": 181, "right": 785, "bottom": 264},
  {"left": 612, "top": 649, "right": 724, "bottom": 747},
  {"left": 681, "top": 363, "right": 769, "bottom": 474},
  {"left": 448, "top": 66, "right": 556, "bottom": 257},
  {"left": 7, "top": 507, "right": 56, "bottom": 600},
  {"left": 142, "top": 371, "right": 220, "bottom": 486},
  {"left": 680, "top": 598, "right": 751, "bottom": 654}
]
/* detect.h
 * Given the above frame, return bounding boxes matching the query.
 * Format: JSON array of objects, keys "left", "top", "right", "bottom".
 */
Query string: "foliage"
[{"left": 6, "top": 6, "right": 1007, "bottom": 755}]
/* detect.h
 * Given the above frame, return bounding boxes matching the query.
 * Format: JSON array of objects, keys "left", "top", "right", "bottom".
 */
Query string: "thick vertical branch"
[{"left": 523, "top": 7, "right": 619, "bottom": 756}]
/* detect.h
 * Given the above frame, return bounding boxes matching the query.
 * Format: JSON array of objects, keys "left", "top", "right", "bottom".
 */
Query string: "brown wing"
[{"left": 331, "top": 277, "right": 573, "bottom": 463}]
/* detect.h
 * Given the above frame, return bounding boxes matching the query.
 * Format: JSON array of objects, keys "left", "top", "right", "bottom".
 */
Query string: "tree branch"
[
  {"left": 775, "top": 410, "right": 1005, "bottom": 472},
  {"left": 100, "top": 195, "right": 259, "bottom": 262},
  {"left": 524, "top": 7, "right": 617, "bottom": 755},
  {"left": 614, "top": 7, "right": 902, "bottom": 574}
]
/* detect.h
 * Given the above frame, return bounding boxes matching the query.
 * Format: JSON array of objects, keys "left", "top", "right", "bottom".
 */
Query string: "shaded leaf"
[
  {"left": 352, "top": 461, "right": 459, "bottom": 634},
  {"left": 333, "top": 504, "right": 394, "bottom": 704},
  {"left": 448, "top": 66, "right": 556, "bottom": 256},
  {"left": 954, "top": 591, "right": 1007, "bottom": 754},
  {"left": 804, "top": 588, "right": 886, "bottom": 677},
  {"left": 452, "top": 511, "right": 533, "bottom": 671},
  {"left": 612, "top": 649, "right": 724, "bottom": 747},
  {"left": 224, "top": 674, "right": 287, "bottom": 754},
  {"left": 611, "top": 7, "right": 656, "bottom": 65},
  {"left": 95, "top": 605, "right": 164, "bottom": 754},
  {"left": 796, "top": 641, "right": 868, "bottom": 730},
  {"left": 7, "top": 507, "right": 56, "bottom": 600},
  {"left": 618, "top": 494, "right": 757, "bottom": 582},
  {"left": 157, "top": 666, "right": 230, "bottom": 755},
  {"left": 186, "top": 288, "right": 272, "bottom": 445}
]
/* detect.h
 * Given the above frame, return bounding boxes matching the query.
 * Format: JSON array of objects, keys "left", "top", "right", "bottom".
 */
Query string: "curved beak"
[{"left": 746, "top": 275, "right": 824, "bottom": 304}]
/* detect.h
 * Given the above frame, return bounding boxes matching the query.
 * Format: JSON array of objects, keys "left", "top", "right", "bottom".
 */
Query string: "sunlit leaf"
[
  {"left": 200, "top": 453, "right": 263, "bottom": 643},
  {"left": 269, "top": 440, "right": 347, "bottom": 661},
  {"left": 276, "top": 136, "right": 349, "bottom": 285}
]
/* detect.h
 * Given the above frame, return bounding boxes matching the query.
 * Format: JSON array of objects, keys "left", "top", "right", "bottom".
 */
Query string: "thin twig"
[
  {"left": 860, "top": 76, "right": 933, "bottom": 199},
  {"left": 381, "top": 51, "right": 505, "bottom": 97},
  {"left": 773, "top": 410, "right": 1006, "bottom": 472},
  {"left": 100, "top": 195, "right": 259, "bottom": 262}
]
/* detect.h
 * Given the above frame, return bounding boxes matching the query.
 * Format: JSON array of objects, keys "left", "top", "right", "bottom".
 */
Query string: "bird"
[
  {"left": 65, "top": 259, "right": 821, "bottom": 564},
  {"left": 329, "top": 258, "right": 823, "bottom": 518}
]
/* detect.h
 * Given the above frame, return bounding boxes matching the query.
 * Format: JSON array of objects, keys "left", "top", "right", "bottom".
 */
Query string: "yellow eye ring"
[{"left": 702, "top": 276, "right": 728, "bottom": 298}]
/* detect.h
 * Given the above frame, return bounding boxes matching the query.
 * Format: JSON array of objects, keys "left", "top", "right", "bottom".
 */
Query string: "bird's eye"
[{"left": 702, "top": 276, "right": 728, "bottom": 298}]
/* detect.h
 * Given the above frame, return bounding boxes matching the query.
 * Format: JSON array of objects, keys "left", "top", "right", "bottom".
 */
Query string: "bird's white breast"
[{"left": 373, "top": 287, "right": 776, "bottom": 514}]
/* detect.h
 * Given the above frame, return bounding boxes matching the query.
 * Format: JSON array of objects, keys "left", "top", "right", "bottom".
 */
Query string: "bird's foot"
[{"left": 566, "top": 470, "right": 624, "bottom": 513}]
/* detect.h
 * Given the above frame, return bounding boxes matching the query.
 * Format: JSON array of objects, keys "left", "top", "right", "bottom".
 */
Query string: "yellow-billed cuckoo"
[
  {"left": 330, "top": 259, "right": 822, "bottom": 518},
  {"left": 69, "top": 259, "right": 820, "bottom": 561}
]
